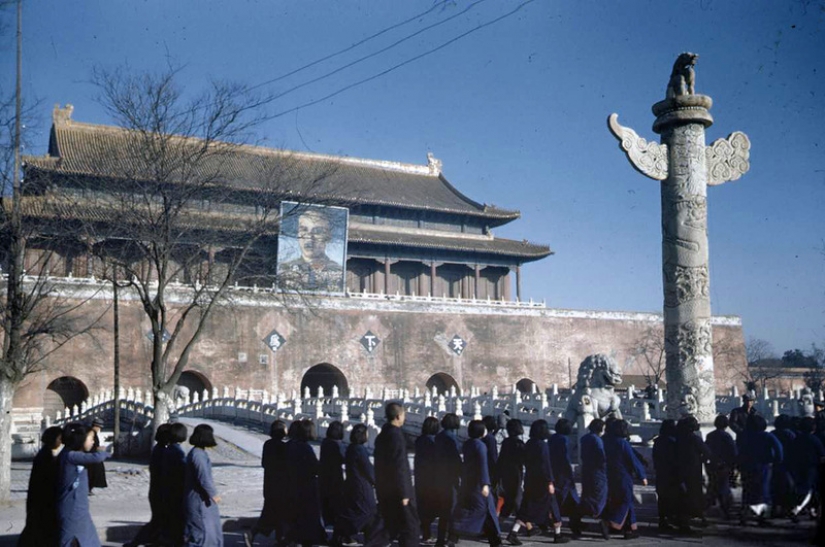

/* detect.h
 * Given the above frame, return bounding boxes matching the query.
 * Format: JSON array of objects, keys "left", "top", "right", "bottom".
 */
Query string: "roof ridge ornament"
[
  {"left": 53, "top": 104, "right": 74, "bottom": 126},
  {"left": 427, "top": 152, "right": 442, "bottom": 176}
]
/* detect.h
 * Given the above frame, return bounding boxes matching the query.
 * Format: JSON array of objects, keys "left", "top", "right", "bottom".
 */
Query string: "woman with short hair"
[
  {"left": 497, "top": 419, "right": 526, "bottom": 519},
  {"left": 286, "top": 419, "right": 326, "bottom": 547},
  {"left": 183, "top": 424, "right": 222, "bottom": 546},
  {"left": 415, "top": 416, "right": 441, "bottom": 542},
  {"left": 55, "top": 422, "right": 112, "bottom": 547},
  {"left": 19, "top": 426, "right": 63, "bottom": 546},
  {"left": 452, "top": 420, "right": 502, "bottom": 547},
  {"left": 163, "top": 422, "right": 189, "bottom": 545},
  {"left": 321, "top": 421, "right": 347, "bottom": 537},
  {"left": 334, "top": 424, "right": 385, "bottom": 546},
  {"left": 245, "top": 420, "right": 289, "bottom": 547},
  {"left": 603, "top": 419, "right": 647, "bottom": 540}
]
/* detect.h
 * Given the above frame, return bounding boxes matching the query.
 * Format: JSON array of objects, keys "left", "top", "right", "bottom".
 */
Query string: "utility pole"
[{"left": 112, "top": 271, "right": 121, "bottom": 456}]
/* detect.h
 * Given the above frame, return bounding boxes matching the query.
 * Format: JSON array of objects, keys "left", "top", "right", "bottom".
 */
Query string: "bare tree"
[
  {"left": 803, "top": 344, "right": 825, "bottom": 392},
  {"left": 627, "top": 324, "right": 666, "bottom": 387},
  {"left": 0, "top": 2, "right": 103, "bottom": 502},
  {"left": 56, "top": 67, "right": 341, "bottom": 432}
]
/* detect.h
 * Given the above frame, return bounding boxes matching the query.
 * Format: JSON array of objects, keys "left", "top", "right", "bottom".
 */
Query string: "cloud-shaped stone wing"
[
  {"left": 706, "top": 131, "right": 750, "bottom": 186},
  {"left": 607, "top": 114, "right": 668, "bottom": 181}
]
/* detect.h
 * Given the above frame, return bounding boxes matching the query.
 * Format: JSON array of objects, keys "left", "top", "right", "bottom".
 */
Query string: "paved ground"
[{"left": 0, "top": 419, "right": 816, "bottom": 546}]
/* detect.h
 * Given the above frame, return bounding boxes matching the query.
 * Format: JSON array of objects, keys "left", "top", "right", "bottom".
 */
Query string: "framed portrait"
[{"left": 277, "top": 201, "right": 348, "bottom": 293}]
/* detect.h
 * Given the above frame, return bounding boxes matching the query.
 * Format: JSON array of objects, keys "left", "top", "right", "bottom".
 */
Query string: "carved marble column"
[{"left": 608, "top": 54, "right": 750, "bottom": 423}]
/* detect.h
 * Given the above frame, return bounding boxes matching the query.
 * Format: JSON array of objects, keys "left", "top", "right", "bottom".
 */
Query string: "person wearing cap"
[
  {"left": 86, "top": 417, "right": 108, "bottom": 494},
  {"left": 730, "top": 391, "right": 760, "bottom": 441}
]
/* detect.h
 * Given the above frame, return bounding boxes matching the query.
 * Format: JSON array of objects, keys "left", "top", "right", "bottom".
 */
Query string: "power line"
[
  {"left": 247, "top": 0, "right": 455, "bottom": 92},
  {"left": 254, "top": 0, "right": 490, "bottom": 106},
  {"left": 263, "top": 0, "right": 536, "bottom": 121}
]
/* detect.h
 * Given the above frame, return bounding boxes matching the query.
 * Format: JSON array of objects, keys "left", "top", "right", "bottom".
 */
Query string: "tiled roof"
[
  {"left": 349, "top": 227, "right": 552, "bottom": 261},
  {"left": 23, "top": 119, "right": 521, "bottom": 223}
]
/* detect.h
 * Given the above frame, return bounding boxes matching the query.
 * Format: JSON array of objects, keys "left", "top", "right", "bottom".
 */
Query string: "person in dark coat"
[
  {"left": 286, "top": 419, "right": 327, "bottom": 547},
  {"left": 578, "top": 419, "right": 607, "bottom": 531},
  {"left": 482, "top": 415, "right": 501, "bottom": 493},
  {"left": 652, "top": 419, "right": 678, "bottom": 530},
  {"left": 162, "top": 422, "right": 189, "bottom": 546},
  {"left": 335, "top": 424, "right": 387, "bottom": 547},
  {"left": 452, "top": 420, "right": 502, "bottom": 547},
  {"left": 18, "top": 426, "right": 62, "bottom": 547},
  {"left": 245, "top": 420, "right": 288, "bottom": 547},
  {"left": 432, "top": 413, "right": 462, "bottom": 546},
  {"left": 321, "top": 421, "right": 347, "bottom": 537},
  {"left": 497, "top": 419, "right": 525, "bottom": 520},
  {"left": 770, "top": 414, "right": 797, "bottom": 519},
  {"left": 547, "top": 419, "right": 581, "bottom": 538},
  {"left": 739, "top": 414, "right": 783, "bottom": 526},
  {"left": 676, "top": 416, "right": 714, "bottom": 531},
  {"left": 125, "top": 424, "right": 171, "bottom": 547},
  {"left": 790, "top": 417, "right": 825, "bottom": 521},
  {"left": 510, "top": 419, "right": 568, "bottom": 545},
  {"left": 183, "top": 424, "right": 223, "bottom": 547},
  {"left": 374, "top": 402, "right": 420, "bottom": 547},
  {"left": 414, "top": 416, "right": 440, "bottom": 542},
  {"left": 55, "top": 422, "right": 112, "bottom": 547},
  {"left": 705, "top": 415, "right": 737, "bottom": 520},
  {"left": 729, "top": 391, "right": 759, "bottom": 446},
  {"left": 86, "top": 417, "right": 108, "bottom": 494},
  {"left": 603, "top": 419, "right": 647, "bottom": 540}
]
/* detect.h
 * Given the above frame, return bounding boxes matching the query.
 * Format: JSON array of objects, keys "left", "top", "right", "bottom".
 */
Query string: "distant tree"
[
  {"left": 802, "top": 345, "right": 825, "bottom": 392},
  {"left": 627, "top": 324, "right": 666, "bottom": 388},
  {"left": 746, "top": 337, "right": 776, "bottom": 365},
  {"left": 738, "top": 337, "right": 783, "bottom": 392}
]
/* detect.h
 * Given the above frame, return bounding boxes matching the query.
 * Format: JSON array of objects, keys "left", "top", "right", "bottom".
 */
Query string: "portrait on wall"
[{"left": 277, "top": 201, "right": 348, "bottom": 293}]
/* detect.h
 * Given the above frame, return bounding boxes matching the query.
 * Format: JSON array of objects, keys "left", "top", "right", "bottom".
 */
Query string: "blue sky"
[{"left": 2, "top": 0, "right": 823, "bottom": 355}]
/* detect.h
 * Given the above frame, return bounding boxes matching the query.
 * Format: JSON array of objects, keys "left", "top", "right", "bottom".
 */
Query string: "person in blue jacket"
[
  {"left": 790, "top": 416, "right": 825, "bottom": 521},
  {"left": 162, "top": 422, "right": 189, "bottom": 546},
  {"left": 334, "top": 424, "right": 387, "bottom": 547},
  {"left": 18, "top": 425, "right": 62, "bottom": 547},
  {"left": 433, "top": 413, "right": 462, "bottom": 547},
  {"left": 286, "top": 419, "right": 327, "bottom": 547},
  {"left": 321, "top": 421, "right": 348, "bottom": 540},
  {"left": 452, "top": 420, "right": 502, "bottom": 547},
  {"left": 578, "top": 419, "right": 608, "bottom": 538},
  {"left": 183, "top": 424, "right": 222, "bottom": 547},
  {"left": 415, "top": 416, "right": 441, "bottom": 543},
  {"left": 770, "top": 414, "right": 797, "bottom": 519},
  {"left": 603, "top": 419, "right": 647, "bottom": 540},
  {"left": 55, "top": 422, "right": 112, "bottom": 547},
  {"left": 509, "top": 419, "right": 569, "bottom": 545},
  {"left": 739, "top": 414, "right": 783, "bottom": 526},
  {"left": 245, "top": 420, "right": 289, "bottom": 547},
  {"left": 705, "top": 415, "right": 737, "bottom": 520},
  {"left": 497, "top": 419, "right": 526, "bottom": 520},
  {"left": 548, "top": 419, "right": 581, "bottom": 538}
]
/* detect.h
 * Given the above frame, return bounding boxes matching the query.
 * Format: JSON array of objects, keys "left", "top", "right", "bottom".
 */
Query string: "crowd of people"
[{"left": 16, "top": 394, "right": 825, "bottom": 547}]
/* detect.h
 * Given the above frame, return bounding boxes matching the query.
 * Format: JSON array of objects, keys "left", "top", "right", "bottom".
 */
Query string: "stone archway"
[
  {"left": 43, "top": 376, "right": 89, "bottom": 419},
  {"left": 426, "top": 372, "right": 459, "bottom": 396},
  {"left": 516, "top": 378, "right": 538, "bottom": 394},
  {"left": 301, "top": 363, "right": 349, "bottom": 397},
  {"left": 177, "top": 370, "right": 213, "bottom": 398}
]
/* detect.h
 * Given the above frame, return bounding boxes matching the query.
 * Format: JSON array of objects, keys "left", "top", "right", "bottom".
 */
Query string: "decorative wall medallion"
[
  {"left": 146, "top": 328, "right": 171, "bottom": 343},
  {"left": 360, "top": 331, "right": 380, "bottom": 354},
  {"left": 450, "top": 334, "right": 467, "bottom": 356},
  {"left": 263, "top": 329, "right": 286, "bottom": 353}
]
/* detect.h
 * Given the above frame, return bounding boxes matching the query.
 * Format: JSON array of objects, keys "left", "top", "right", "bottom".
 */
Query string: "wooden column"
[
  {"left": 384, "top": 259, "right": 391, "bottom": 295},
  {"left": 515, "top": 265, "right": 522, "bottom": 302},
  {"left": 430, "top": 262, "right": 437, "bottom": 297},
  {"left": 474, "top": 264, "right": 480, "bottom": 300}
]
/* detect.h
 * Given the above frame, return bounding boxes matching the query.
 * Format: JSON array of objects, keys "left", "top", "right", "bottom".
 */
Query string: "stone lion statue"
[
  {"left": 798, "top": 387, "right": 815, "bottom": 418},
  {"left": 666, "top": 52, "right": 698, "bottom": 99},
  {"left": 564, "top": 354, "right": 623, "bottom": 423}
]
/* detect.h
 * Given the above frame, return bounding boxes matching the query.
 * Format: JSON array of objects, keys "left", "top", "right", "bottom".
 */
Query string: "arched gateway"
[
  {"left": 301, "top": 363, "right": 349, "bottom": 397},
  {"left": 43, "top": 376, "right": 88, "bottom": 419},
  {"left": 176, "top": 370, "right": 213, "bottom": 398},
  {"left": 426, "top": 372, "right": 459, "bottom": 396}
]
